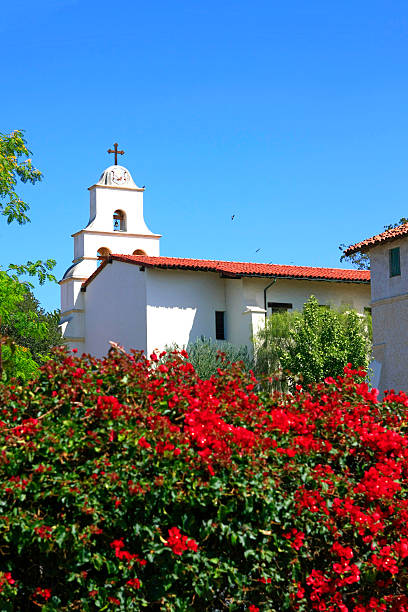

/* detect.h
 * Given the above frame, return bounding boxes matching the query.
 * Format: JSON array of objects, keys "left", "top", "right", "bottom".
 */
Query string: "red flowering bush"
[{"left": 1, "top": 348, "right": 408, "bottom": 610}]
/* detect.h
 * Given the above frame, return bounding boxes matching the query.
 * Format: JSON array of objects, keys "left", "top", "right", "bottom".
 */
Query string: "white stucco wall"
[
  {"left": 369, "top": 239, "right": 408, "bottom": 302},
  {"left": 59, "top": 278, "right": 85, "bottom": 351},
  {"left": 225, "top": 278, "right": 253, "bottom": 347},
  {"left": 145, "top": 269, "right": 228, "bottom": 354},
  {"left": 83, "top": 260, "right": 147, "bottom": 357},
  {"left": 60, "top": 278, "right": 85, "bottom": 313},
  {"left": 368, "top": 239, "right": 408, "bottom": 394},
  {"left": 87, "top": 184, "right": 153, "bottom": 236},
  {"left": 371, "top": 296, "right": 408, "bottom": 394}
]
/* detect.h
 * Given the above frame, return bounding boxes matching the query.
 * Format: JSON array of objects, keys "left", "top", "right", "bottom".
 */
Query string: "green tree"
[
  {"left": 254, "top": 309, "right": 302, "bottom": 392},
  {"left": 0, "top": 130, "right": 56, "bottom": 282},
  {"left": 255, "top": 296, "right": 371, "bottom": 388},
  {"left": 338, "top": 243, "right": 370, "bottom": 270},
  {"left": 0, "top": 129, "right": 42, "bottom": 224},
  {"left": 0, "top": 272, "right": 48, "bottom": 381},
  {"left": 0, "top": 130, "right": 59, "bottom": 380},
  {"left": 0, "top": 287, "right": 63, "bottom": 365}
]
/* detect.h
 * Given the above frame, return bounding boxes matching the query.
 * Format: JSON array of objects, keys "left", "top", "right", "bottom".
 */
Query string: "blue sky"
[{"left": 2, "top": 0, "right": 408, "bottom": 311}]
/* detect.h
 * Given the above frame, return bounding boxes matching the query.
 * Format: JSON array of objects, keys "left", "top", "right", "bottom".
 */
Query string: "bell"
[{"left": 114, "top": 219, "right": 119, "bottom": 229}]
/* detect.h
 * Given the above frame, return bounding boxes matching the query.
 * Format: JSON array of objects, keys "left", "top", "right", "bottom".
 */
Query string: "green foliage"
[
  {"left": 185, "top": 336, "right": 254, "bottom": 379},
  {"left": 0, "top": 287, "right": 63, "bottom": 365},
  {"left": 255, "top": 296, "right": 371, "bottom": 388},
  {"left": 280, "top": 297, "right": 370, "bottom": 386},
  {"left": 7, "top": 260, "right": 57, "bottom": 286},
  {"left": 254, "top": 310, "right": 302, "bottom": 392},
  {"left": 1, "top": 342, "right": 39, "bottom": 381},
  {"left": 0, "top": 129, "right": 59, "bottom": 381},
  {"left": 0, "top": 272, "right": 53, "bottom": 381},
  {"left": 0, "top": 130, "right": 42, "bottom": 225},
  {"left": 382, "top": 216, "right": 408, "bottom": 231},
  {"left": 0, "top": 129, "right": 56, "bottom": 285},
  {"left": 338, "top": 243, "right": 370, "bottom": 270}
]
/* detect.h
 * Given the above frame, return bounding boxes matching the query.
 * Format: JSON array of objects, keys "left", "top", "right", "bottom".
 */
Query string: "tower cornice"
[
  {"left": 71, "top": 229, "right": 162, "bottom": 239},
  {"left": 88, "top": 183, "right": 145, "bottom": 192}
]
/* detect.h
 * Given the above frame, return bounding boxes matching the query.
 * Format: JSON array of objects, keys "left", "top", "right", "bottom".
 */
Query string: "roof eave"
[
  {"left": 345, "top": 236, "right": 406, "bottom": 257},
  {"left": 345, "top": 224, "right": 408, "bottom": 256}
]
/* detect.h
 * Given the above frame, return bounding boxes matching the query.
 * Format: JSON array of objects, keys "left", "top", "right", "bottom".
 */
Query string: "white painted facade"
[
  {"left": 61, "top": 162, "right": 371, "bottom": 358},
  {"left": 365, "top": 238, "right": 408, "bottom": 394}
]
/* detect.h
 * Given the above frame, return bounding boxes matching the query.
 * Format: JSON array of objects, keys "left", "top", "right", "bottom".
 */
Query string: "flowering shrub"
[{"left": 1, "top": 348, "right": 408, "bottom": 610}]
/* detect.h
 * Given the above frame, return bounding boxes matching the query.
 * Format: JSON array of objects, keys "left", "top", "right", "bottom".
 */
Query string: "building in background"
[
  {"left": 61, "top": 161, "right": 371, "bottom": 357},
  {"left": 345, "top": 223, "right": 408, "bottom": 394}
]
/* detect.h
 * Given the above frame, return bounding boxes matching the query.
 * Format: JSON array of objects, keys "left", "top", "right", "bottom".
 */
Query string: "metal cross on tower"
[{"left": 107, "top": 142, "right": 124, "bottom": 165}]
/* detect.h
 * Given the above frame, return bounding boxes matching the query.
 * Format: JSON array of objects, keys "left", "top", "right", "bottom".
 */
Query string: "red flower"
[
  {"left": 138, "top": 436, "right": 151, "bottom": 449},
  {"left": 35, "top": 587, "right": 52, "bottom": 601},
  {"left": 186, "top": 538, "right": 198, "bottom": 552},
  {"left": 165, "top": 527, "right": 198, "bottom": 556},
  {"left": 2, "top": 572, "right": 15, "bottom": 586},
  {"left": 283, "top": 528, "right": 305, "bottom": 550},
  {"left": 34, "top": 525, "right": 53, "bottom": 539}
]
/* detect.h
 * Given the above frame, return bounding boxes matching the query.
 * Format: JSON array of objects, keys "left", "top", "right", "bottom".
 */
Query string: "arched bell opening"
[
  {"left": 97, "top": 247, "right": 111, "bottom": 267},
  {"left": 132, "top": 249, "right": 147, "bottom": 256},
  {"left": 113, "top": 209, "right": 126, "bottom": 232}
]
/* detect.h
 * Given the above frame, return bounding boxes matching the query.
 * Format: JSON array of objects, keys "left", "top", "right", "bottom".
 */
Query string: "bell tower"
[{"left": 60, "top": 145, "right": 161, "bottom": 351}]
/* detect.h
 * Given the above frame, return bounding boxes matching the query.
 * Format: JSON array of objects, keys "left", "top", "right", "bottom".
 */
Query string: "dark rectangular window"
[
  {"left": 389, "top": 247, "right": 401, "bottom": 277},
  {"left": 215, "top": 311, "right": 225, "bottom": 340},
  {"left": 267, "top": 302, "right": 292, "bottom": 315}
]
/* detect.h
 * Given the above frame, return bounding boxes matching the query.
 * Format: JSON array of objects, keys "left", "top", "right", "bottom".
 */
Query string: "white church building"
[{"left": 60, "top": 156, "right": 371, "bottom": 357}]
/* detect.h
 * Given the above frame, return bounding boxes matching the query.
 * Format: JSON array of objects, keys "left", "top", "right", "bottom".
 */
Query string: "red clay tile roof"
[
  {"left": 82, "top": 255, "right": 370, "bottom": 289},
  {"left": 345, "top": 223, "right": 408, "bottom": 256}
]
